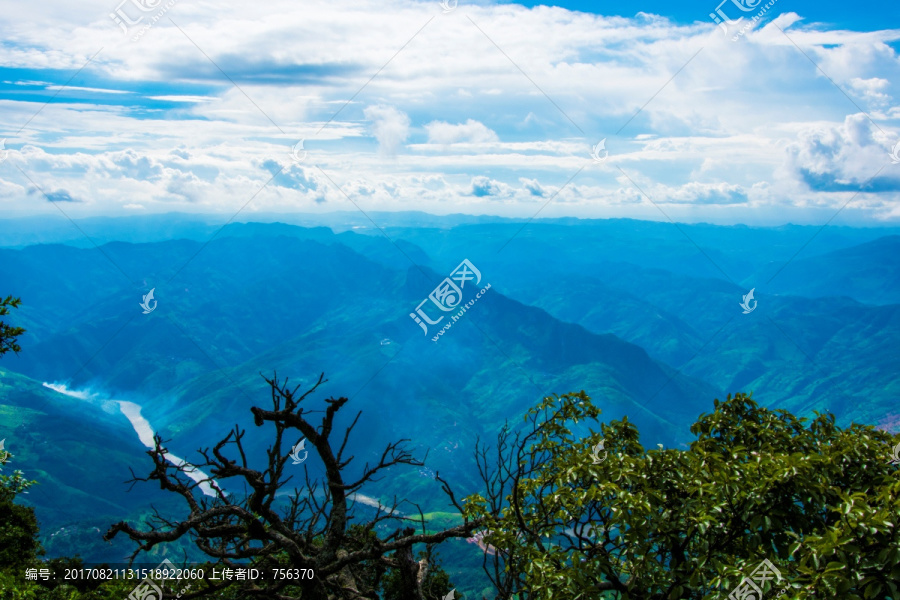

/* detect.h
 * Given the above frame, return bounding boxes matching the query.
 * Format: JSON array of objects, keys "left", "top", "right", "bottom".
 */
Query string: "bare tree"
[{"left": 105, "top": 373, "right": 483, "bottom": 600}]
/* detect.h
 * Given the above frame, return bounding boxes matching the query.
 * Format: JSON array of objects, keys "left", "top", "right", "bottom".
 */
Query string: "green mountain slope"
[{"left": 0, "top": 367, "right": 175, "bottom": 561}]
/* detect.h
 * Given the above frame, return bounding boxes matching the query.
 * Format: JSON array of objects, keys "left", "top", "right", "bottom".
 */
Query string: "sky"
[{"left": 0, "top": 0, "right": 899, "bottom": 224}]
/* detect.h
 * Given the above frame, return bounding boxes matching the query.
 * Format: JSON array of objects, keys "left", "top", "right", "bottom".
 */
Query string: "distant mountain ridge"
[{"left": 753, "top": 234, "right": 900, "bottom": 304}]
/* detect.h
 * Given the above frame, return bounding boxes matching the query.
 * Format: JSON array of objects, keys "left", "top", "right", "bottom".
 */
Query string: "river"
[{"left": 42, "top": 383, "right": 219, "bottom": 497}]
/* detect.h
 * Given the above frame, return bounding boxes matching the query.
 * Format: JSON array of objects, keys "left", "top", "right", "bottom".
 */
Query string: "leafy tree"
[
  {"left": 0, "top": 445, "right": 42, "bottom": 570},
  {"left": 105, "top": 373, "right": 483, "bottom": 600},
  {"left": 463, "top": 391, "right": 900, "bottom": 599},
  {"left": 0, "top": 294, "right": 39, "bottom": 572},
  {"left": 0, "top": 295, "right": 25, "bottom": 357}
]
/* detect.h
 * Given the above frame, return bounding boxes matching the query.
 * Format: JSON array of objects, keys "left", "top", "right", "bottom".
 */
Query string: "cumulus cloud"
[
  {"left": 664, "top": 181, "right": 748, "bottom": 205},
  {"left": 470, "top": 176, "right": 504, "bottom": 197},
  {"left": 848, "top": 78, "right": 892, "bottom": 108},
  {"left": 425, "top": 120, "right": 499, "bottom": 144},
  {"left": 265, "top": 161, "right": 325, "bottom": 198},
  {"left": 165, "top": 171, "right": 207, "bottom": 203},
  {"left": 520, "top": 177, "right": 545, "bottom": 197},
  {"left": 107, "top": 149, "right": 165, "bottom": 181},
  {"left": 786, "top": 113, "right": 900, "bottom": 192},
  {"left": 363, "top": 105, "right": 410, "bottom": 156}
]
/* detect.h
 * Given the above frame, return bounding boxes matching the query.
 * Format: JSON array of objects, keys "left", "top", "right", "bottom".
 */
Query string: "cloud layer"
[{"left": 0, "top": 0, "right": 898, "bottom": 223}]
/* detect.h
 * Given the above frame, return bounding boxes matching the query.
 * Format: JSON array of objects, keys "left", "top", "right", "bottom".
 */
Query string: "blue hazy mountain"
[
  {"left": 753, "top": 234, "right": 900, "bottom": 305},
  {"left": 1, "top": 229, "right": 718, "bottom": 495},
  {"left": 0, "top": 213, "right": 897, "bottom": 563}
]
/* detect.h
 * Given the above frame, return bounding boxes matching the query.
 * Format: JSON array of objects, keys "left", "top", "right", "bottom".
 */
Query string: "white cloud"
[
  {"left": 425, "top": 119, "right": 499, "bottom": 144},
  {"left": 520, "top": 177, "right": 545, "bottom": 197},
  {"left": 847, "top": 77, "right": 892, "bottom": 108},
  {"left": 785, "top": 113, "right": 900, "bottom": 191},
  {"left": 46, "top": 85, "right": 131, "bottom": 94},
  {"left": 147, "top": 95, "right": 215, "bottom": 103},
  {"left": 470, "top": 176, "right": 509, "bottom": 198},
  {"left": 363, "top": 105, "right": 410, "bottom": 156},
  {"left": 0, "top": 0, "right": 896, "bottom": 222}
]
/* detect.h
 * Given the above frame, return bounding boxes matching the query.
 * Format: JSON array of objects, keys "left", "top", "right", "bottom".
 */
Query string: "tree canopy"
[
  {"left": 0, "top": 295, "right": 25, "bottom": 358},
  {"left": 0, "top": 442, "right": 42, "bottom": 571},
  {"left": 463, "top": 391, "right": 900, "bottom": 599}
]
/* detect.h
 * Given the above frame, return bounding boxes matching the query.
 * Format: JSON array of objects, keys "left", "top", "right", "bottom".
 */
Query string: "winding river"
[{"left": 42, "top": 383, "right": 219, "bottom": 497}]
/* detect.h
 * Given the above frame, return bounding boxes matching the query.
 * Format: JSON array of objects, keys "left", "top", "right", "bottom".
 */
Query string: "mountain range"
[{"left": 0, "top": 212, "right": 897, "bottom": 571}]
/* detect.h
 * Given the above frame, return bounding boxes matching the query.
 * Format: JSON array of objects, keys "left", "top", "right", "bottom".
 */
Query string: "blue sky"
[
  {"left": 0, "top": 0, "right": 898, "bottom": 223},
  {"left": 507, "top": 0, "right": 899, "bottom": 33}
]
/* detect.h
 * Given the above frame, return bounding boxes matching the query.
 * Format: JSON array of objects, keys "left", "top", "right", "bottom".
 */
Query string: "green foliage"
[
  {"left": 0, "top": 447, "right": 37, "bottom": 497},
  {"left": 0, "top": 568, "right": 138, "bottom": 600},
  {"left": 463, "top": 391, "right": 900, "bottom": 599},
  {"left": 0, "top": 295, "right": 25, "bottom": 358},
  {"left": 7, "top": 387, "right": 893, "bottom": 598},
  {"left": 0, "top": 450, "right": 41, "bottom": 571},
  {"left": 0, "top": 497, "right": 42, "bottom": 572}
]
